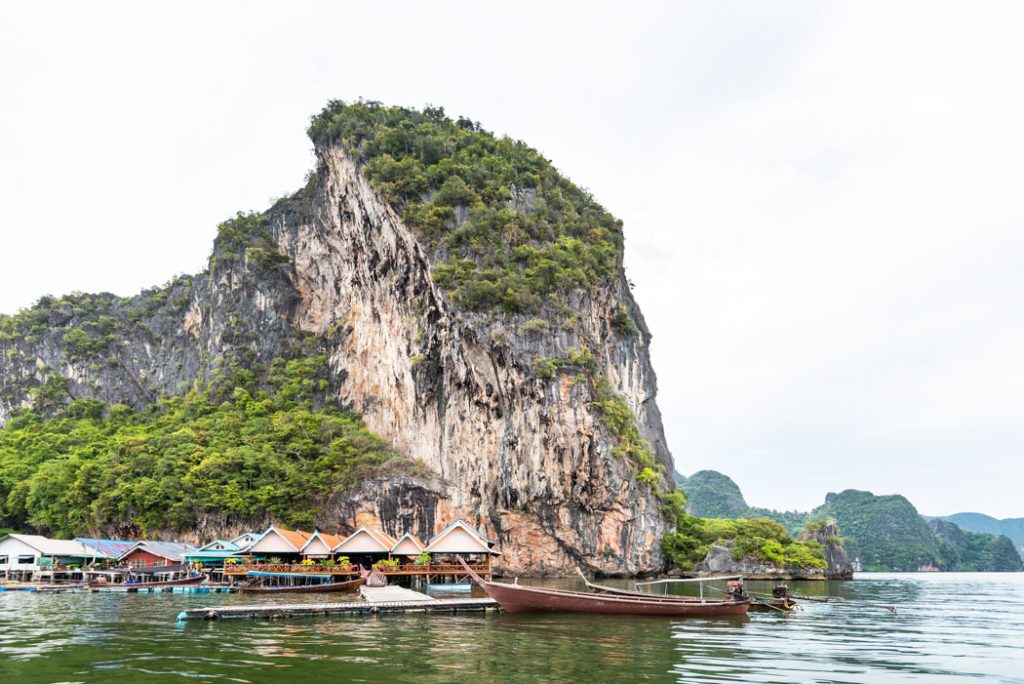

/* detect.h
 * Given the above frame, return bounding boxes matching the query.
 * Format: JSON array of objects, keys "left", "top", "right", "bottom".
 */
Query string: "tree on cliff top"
[{"left": 307, "top": 100, "right": 627, "bottom": 316}]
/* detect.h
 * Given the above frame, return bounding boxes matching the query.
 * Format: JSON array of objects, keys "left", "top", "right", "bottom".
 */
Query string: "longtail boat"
[
  {"left": 238, "top": 577, "right": 364, "bottom": 594},
  {"left": 107, "top": 575, "right": 206, "bottom": 588},
  {"left": 575, "top": 568, "right": 747, "bottom": 602},
  {"left": 749, "top": 585, "right": 800, "bottom": 612},
  {"left": 238, "top": 570, "right": 364, "bottom": 594},
  {"left": 358, "top": 565, "right": 388, "bottom": 587},
  {"left": 459, "top": 559, "right": 750, "bottom": 616},
  {"left": 144, "top": 575, "right": 206, "bottom": 587}
]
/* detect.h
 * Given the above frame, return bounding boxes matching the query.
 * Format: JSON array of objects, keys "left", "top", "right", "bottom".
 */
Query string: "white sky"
[{"left": 1, "top": 1, "right": 1021, "bottom": 518}]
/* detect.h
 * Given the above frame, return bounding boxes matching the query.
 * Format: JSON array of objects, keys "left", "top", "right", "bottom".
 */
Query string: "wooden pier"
[
  {"left": 222, "top": 562, "right": 492, "bottom": 579},
  {"left": 176, "top": 586, "right": 499, "bottom": 621}
]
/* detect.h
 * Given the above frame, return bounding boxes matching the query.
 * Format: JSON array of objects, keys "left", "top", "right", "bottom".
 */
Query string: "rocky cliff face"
[
  {"left": 0, "top": 133, "right": 674, "bottom": 575},
  {"left": 799, "top": 520, "right": 853, "bottom": 579}
]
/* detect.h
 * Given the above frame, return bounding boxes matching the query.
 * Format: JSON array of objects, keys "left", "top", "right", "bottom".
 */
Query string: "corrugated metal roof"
[
  {"left": 3, "top": 534, "right": 95, "bottom": 557},
  {"left": 118, "top": 540, "right": 197, "bottom": 562},
  {"left": 197, "top": 539, "right": 241, "bottom": 552},
  {"left": 76, "top": 538, "right": 137, "bottom": 559}
]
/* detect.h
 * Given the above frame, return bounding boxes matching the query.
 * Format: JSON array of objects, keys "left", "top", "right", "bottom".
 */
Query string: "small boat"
[
  {"left": 103, "top": 575, "right": 206, "bottom": 589},
  {"left": 426, "top": 582, "right": 472, "bottom": 594},
  {"left": 238, "top": 577, "right": 364, "bottom": 594},
  {"left": 358, "top": 565, "right": 388, "bottom": 587},
  {"left": 459, "top": 559, "right": 749, "bottom": 616},
  {"left": 750, "top": 598, "right": 799, "bottom": 612},
  {"left": 739, "top": 584, "right": 800, "bottom": 612},
  {"left": 138, "top": 575, "right": 207, "bottom": 587}
]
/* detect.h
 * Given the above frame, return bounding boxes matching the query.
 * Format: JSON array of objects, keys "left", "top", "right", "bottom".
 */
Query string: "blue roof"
[{"left": 75, "top": 538, "right": 137, "bottom": 559}]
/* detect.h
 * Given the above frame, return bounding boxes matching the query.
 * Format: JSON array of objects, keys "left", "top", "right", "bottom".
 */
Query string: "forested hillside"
[{"left": 677, "top": 471, "right": 1022, "bottom": 572}]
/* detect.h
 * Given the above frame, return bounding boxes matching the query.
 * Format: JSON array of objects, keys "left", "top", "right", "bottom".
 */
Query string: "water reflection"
[{"left": 1, "top": 574, "right": 1023, "bottom": 682}]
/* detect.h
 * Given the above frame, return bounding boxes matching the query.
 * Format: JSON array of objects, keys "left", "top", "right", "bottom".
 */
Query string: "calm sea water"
[{"left": 1, "top": 573, "right": 1022, "bottom": 683}]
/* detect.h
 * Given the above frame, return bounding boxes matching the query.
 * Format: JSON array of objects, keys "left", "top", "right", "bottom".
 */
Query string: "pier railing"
[
  {"left": 222, "top": 563, "right": 359, "bottom": 576},
  {"left": 222, "top": 562, "right": 491, "bottom": 577}
]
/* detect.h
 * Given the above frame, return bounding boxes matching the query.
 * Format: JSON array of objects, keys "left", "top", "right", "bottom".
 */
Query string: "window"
[
  {"left": 0, "top": 555, "right": 8, "bottom": 565},
  {"left": 17, "top": 555, "right": 35, "bottom": 565}
]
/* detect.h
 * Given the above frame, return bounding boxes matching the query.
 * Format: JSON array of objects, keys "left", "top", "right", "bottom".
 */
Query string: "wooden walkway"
[
  {"left": 359, "top": 585, "right": 435, "bottom": 602},
  {"left": 176, "top": 588, "right": 499, "bottom": 621}
]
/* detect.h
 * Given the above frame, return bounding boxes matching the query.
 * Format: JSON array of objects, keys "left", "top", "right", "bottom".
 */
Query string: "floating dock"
[{"left": 177, "top": 585, "right": 498, "bottom": 621}]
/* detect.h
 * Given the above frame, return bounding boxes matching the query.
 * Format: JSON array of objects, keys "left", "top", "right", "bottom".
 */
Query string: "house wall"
[
  {"left": 0, "top": 537, "right": 41, "bottom": 575},
  {"left": 248, "top": 532, "right": 298, "bottom": 554},
  {"left": 122, "top": 549, "right": 174, "bottom": 568},
  {"left": 232, "top": 534, "right": 259, "bottom": 548},
  {"left": 203, "top": 542, "right": 233, "bottom": 551},
  {"left": 336, "top": 531, "right": 389, "bottom": 554},
  {"left": 427, "top": 527, "right": 488, "bottom": 554},
  {"left": 392, "top": 539, "right": 423, "bottom": 556},
  {"left": 302, "top": 538, "right": 332, "bottom": 556}
]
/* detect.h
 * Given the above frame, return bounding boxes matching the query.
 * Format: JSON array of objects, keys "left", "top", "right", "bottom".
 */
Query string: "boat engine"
[{"left": 726, "top": 580, "right": 746, "bottom": 600}]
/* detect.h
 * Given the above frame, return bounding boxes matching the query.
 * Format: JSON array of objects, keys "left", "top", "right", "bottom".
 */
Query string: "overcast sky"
[{"left": 1, "top": 1, "right": 1021, "bottom": 518}]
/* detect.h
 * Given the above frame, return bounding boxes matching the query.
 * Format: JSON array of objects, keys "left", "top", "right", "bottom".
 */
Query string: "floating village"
[
  {"left": 1, "top": 519, "right": 498, "bottom": 588},
  {"left": 0, "top": 517, "right": 890, "bottom": 619}
]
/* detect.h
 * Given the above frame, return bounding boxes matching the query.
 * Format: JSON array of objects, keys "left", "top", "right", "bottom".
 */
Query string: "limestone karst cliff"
[{"left": 0, "top": 102, "right": 676, "bottom": 575}]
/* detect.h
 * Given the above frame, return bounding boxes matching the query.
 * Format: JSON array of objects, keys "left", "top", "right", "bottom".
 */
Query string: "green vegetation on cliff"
[
  {"left": 938, "top": 513, "right": 1024, "bottom": 556},
  {"left": 662, "top": 514, "right": 827, "bottom": 571},
  {"left": 0, "top": 357, "right": 406, "bottom": 537},
  {"left": 929, "top": 519, "right": 1022, "bottom": 572},
  {"left": 675, "top": 470, "right": 749, "bottom": 518},
  {"left": 678, "top": 470, "right": 1023, "bottom": 572},
  {"left": 677, "top": 469, "right": 814, "bottom": 536},
  {"left": 814, "top": 490, "right": 940, "bottom": 571},
  {"left": 308, "top": 100, "right": 625, "bottom": 315}
]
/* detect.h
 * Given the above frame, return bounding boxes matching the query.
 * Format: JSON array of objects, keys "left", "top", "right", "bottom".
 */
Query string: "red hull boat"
[{"left": 460, "top": 560, "right": 750, "bottom": 617}]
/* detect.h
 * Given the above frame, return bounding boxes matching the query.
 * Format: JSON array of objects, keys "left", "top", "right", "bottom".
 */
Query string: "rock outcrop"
[
  {"left": 690, "top": 543, "right": 829, "bottom": 580},
  {"left": 0, "top": 112, "right": 675, "bottom": 575},
  {"left": 799, "top": 519, "right": 854, "bottom": 579}
]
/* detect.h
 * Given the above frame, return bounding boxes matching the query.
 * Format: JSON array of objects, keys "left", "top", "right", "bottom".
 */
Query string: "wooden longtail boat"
[
  {"left": 103, "top": 575, "right": 207, "bottom": 588},
  {"left": 459, "top": 559, "right": 750, "bottom": 616},
  {"left": 750, "top": 598, "right": 799, "bottom": 612},
  {"left": 575, "top": 568, "right": 744, "bottom": 602},
  {"left": 238, "top": 577, "right": 364, "bottom": 594}
]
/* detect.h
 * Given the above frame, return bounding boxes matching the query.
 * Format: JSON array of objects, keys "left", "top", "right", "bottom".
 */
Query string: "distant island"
[{"left": 675, "top": 470, "right": 1022, "bottom": 572}]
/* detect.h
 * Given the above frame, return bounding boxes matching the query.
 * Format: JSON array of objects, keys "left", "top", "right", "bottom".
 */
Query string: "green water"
[{"left": 1, "top": 573, "right": 1022, "bottom": 683}]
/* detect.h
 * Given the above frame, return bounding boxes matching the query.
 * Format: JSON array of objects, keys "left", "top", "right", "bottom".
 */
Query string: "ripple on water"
[{"left": 2, "top": 574, "right": 1024, "bottom": 683}]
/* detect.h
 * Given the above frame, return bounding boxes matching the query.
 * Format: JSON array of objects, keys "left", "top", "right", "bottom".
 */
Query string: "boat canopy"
[{"left": 247, "top": 570, "right": 333, "bottom": 579}]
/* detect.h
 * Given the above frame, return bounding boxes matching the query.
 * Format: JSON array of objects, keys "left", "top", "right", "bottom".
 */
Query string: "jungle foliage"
[
  {"left": 662, "top": 515, "right": 827, "bottom": 571},
  {"left": 308, "top": 100, "right": 624, "bottom": 314},
  {"left": 0, "top": 356, "right": 405, "bottom": 537},
  {"left": 677, "top": 471, "right": 1023, "bottom": 572}
]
